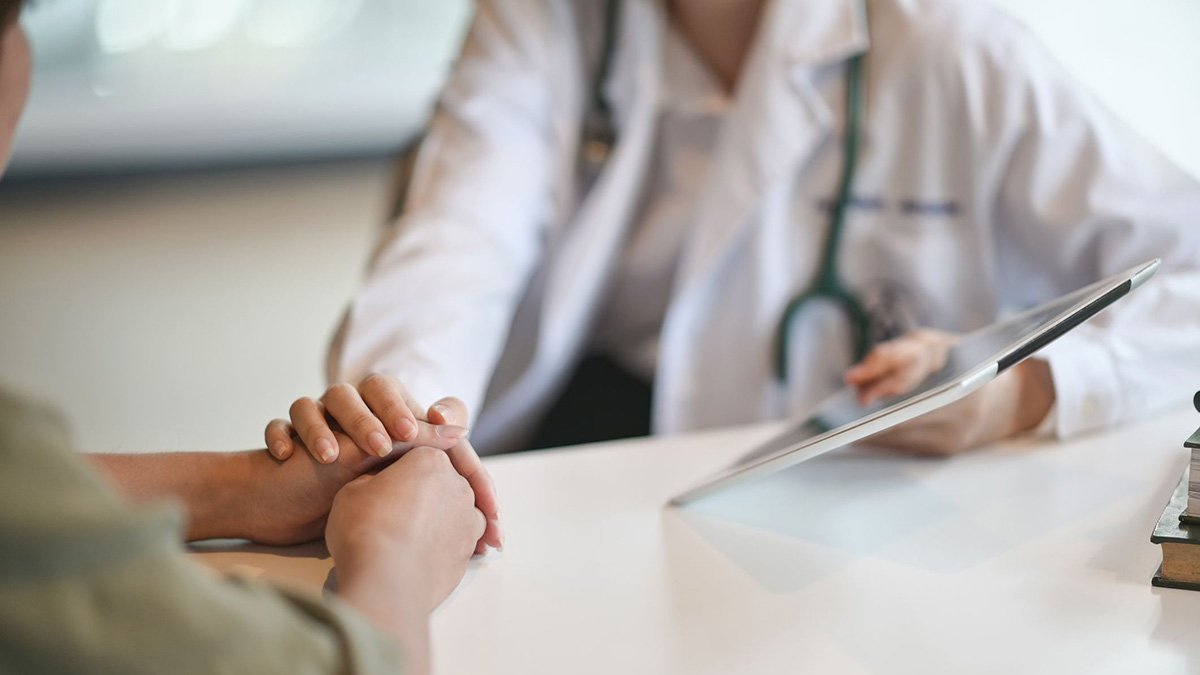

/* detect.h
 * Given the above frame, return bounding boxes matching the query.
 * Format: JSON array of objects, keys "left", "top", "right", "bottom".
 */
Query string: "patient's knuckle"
[
  {"left": 457, "top": 474, "right": 473, "bottom": 497},
  {"left": 428, "top": 448, "right": 454, "bottom": 471},
  {"left": 407, "top": 446, "right": 444, "bottom": 468}
]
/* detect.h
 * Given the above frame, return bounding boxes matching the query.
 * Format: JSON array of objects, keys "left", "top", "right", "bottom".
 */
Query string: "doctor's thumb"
[{"left": 428, "top": 397, "right": 470, "bottom": 427}]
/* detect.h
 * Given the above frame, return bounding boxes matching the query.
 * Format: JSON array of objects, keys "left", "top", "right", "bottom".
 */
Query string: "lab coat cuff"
[{"left": 1036, "top": 334, "right": 1122, "bottom": 439}]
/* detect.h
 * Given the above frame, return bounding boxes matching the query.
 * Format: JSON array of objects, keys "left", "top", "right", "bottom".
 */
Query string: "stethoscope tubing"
[{"left": 774, "top": 52, "right": 872, "bottom": 382}]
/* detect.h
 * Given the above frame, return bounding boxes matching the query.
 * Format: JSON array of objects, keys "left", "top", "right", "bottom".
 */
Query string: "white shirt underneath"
[{"left": 593, "top": 25, "right": 730, "bottom": 382}]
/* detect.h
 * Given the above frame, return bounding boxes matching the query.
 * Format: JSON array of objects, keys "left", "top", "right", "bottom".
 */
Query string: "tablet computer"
[{"left": 669, "top": 259, "right": 1161, "bottom": 505}]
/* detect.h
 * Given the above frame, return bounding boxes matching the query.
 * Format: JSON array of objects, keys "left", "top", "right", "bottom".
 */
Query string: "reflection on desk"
[{"left": 190, "top": 409, "right": 1200, "bottom": 675}]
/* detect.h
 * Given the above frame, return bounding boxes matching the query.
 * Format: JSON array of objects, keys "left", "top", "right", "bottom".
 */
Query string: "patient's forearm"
[{"left": 89, "top": 451, "right": 257, "bottom": 542}]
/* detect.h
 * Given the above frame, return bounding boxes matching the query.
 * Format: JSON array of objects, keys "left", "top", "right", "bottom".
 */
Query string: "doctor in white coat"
[{"left": 266, "top": 0, "right": 1200, "bottom": 463}]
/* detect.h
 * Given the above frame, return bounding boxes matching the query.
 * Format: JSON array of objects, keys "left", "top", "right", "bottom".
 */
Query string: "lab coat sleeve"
[
  {"left": 988, "top": 25, "right": 1200, "bottom": 439},
  {"left": 330, "top": 0, "right": 570, "bottom": 415}
]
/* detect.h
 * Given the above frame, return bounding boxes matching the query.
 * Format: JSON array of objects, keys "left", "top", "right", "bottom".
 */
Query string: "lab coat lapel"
[
  {"left": 539, "top": 0, "right": 664, "bottom": 359},
  {"left": 673, "top": 0, "right": 870, "bottom": 296},
  {"left": 478, "top": 0, "right": 665, "bottom": 447}
]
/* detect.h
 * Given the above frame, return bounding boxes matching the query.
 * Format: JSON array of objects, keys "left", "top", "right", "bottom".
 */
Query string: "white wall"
[
  {"left": 10, "top": 0, "right": 473, "bottom": 174},
  {"left": 0, "top": 162, "right": 391, "bottom": 453},
  {"left": 990, "top": 0, "right": 1200, "bottom": 179}
]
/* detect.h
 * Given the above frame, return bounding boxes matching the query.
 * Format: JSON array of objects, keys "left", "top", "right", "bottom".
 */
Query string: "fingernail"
[
  {"left": 436, "top": 424, "right": 470, "bottom": 440},
  {"left": 432, "top": 403, "right": 452, "bottom": 421},
  {"left": 397, "top": 419, "right": 417, "bottom": 441},
  {"left": 316, "top": 438, "right": 337, "bottom": 463},
  {"left": 369, "top": 431, "right": 391, "bottom": 457},
  {"left": 271, "top": 441, "right": 289, "bottom": 458},
  {"left": 491, "top": 520, "right": 505, "bottom": 551}
]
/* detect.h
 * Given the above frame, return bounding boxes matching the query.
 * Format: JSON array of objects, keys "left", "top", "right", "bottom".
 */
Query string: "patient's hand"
[
  {"left": 844, "top": 330, "right": 1055, "bottom": 456},
  {"left": 244, "top": 421, "right": 460, "bottom": 546}
]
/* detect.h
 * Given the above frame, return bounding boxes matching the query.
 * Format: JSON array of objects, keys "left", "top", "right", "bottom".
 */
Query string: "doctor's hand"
[
  {"left": 844, "top": 329, "right": 954, "bottom": 407},
  {"left": 265, "top": 374, "right": 465, "bottom": 464},
  {"left": 845, "top": 330, "right": 1056, "bottom": 455},
  {"left": 265, "top": 374, "right": 504, "bottom": 553}
]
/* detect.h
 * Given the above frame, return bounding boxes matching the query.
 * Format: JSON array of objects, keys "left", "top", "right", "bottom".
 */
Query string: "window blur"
[{"left": 9, "top": 0, "right": 470, "bottom": 175}]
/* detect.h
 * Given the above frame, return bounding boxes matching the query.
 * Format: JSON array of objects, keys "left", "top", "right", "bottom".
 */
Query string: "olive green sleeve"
[{"left": 0, "top": 390, "right": 405, "bottom": 675}]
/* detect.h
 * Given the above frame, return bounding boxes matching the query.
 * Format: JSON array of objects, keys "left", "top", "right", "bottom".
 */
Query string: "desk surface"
[{"left": 191, "top": 410, "right": 1200, "bottom": 674}]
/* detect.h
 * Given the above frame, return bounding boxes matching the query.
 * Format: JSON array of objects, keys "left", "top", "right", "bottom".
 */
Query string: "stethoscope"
[
  {"left": 773, "top": 52, "right": 870, "bottom": 382},
  {"left": 580, "top": 0, "right": 872, "bottom": 384}
]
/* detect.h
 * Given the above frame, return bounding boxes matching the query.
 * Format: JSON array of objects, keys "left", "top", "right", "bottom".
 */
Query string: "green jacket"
[{"left": 0, "top": 390, "right": 405, "bottom": 674}]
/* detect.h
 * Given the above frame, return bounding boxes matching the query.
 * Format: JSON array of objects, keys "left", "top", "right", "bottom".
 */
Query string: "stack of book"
[{"left": 1151, "top": 392, "right": 1200, "bottom": 590}]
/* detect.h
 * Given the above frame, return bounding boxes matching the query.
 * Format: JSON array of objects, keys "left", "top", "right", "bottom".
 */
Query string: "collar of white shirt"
[{"left": 660, "top": 24, "right": 731, "bottom": 118}]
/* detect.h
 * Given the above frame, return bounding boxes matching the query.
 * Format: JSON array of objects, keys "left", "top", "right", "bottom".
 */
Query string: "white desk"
[{"left": 191, "top": 410, "right": 1200, "bottom": 674}]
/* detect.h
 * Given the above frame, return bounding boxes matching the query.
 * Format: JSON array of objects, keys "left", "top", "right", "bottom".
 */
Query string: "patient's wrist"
[
  {"left": 183, "top": 451, "right": 260, "bottom": 541},
  {"left": 337, "top": 547, "right": 431, "bottom": 655}
]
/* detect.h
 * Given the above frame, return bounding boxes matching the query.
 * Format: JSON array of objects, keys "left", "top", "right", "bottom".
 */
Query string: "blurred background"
[{"left": 0, "top": 0, "right": 1197, "bottom": 453}]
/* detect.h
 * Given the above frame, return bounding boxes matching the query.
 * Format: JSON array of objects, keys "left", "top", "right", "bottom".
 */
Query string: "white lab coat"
[{"left": 332, "top": 0, "right": 1200, "bottom": 454}]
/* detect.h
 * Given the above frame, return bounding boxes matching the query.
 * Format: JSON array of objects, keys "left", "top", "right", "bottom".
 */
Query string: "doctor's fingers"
[
  {"left": 322, "top": 384, "right": 401, "bottom": 460},
  {"left": 845, "top": 339, "right": 921, "bottom": 388},
  {"left": 427, "top": 396, "right": 470, "bottom": 427},
  {"left": 848, "top": 345, "right": 929, "bottom": 404},
  {"left": 444, "top": 439, "right": 504, "bottom": 552},
  {"left": 357, "top": 374, "right": 424, "bottom": 443},
  {"left": 265, "top": 419, "right": 296, "bottom": 460},
  {"left": 848, "top": 333, "right": 952, "bottom": 404},
  {"left": 856, "top": 366, "right": 930, "bottom": 405},
  {"left": 290, "top": 397, "right": 341, "bottom": 464}
]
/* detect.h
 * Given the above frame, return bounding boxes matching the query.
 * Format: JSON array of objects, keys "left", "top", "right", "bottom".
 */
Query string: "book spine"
[{"left": 1190, "top": 449, "right": 1200, "bottom": 519}]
